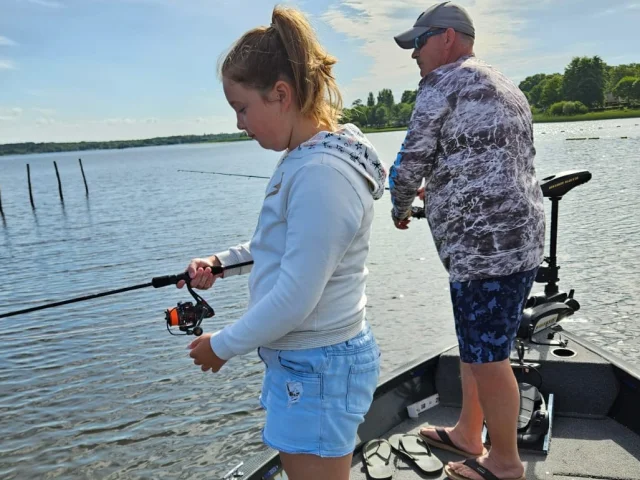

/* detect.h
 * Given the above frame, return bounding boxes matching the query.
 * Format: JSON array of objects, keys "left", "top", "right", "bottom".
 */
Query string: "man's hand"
[
  {"left": 393, "top": 217, "right": 411, "bottom": 230},
  {"left": 188, "top": 333, "right": 227, "bottom": 373},
  {"left": 391, "top": 186, "right": 425, "bottom": 230},
  {"left": 391, "top": 207, "right": 412, "bottom": 230}
]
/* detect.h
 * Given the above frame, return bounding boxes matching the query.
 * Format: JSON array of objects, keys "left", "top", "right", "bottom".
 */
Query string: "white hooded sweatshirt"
[{"left": 210, "top": 124, "right": 386, "bottom": 361}]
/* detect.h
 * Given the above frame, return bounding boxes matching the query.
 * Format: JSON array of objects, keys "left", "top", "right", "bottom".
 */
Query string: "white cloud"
[
  {"left": 595, "top": 2, "right": 640, "bottom": 16},
  {"left": 36, "top": 116, "right": 56, "bottom": 125},
  {"left": 322, "top": 0, "right": 560, "bottom": 102},
  {"left": 32, "top": 107, "right": 56, "bottom": 115},
  {"left": 0, "top": 59, "right": 16, "bottom": 70},
  {"left": 23, "top": 0, "right": 65, "bottom": 8},
  {"left": 0, "top": 113, "right": 237, "bottom": 143},
  {"left": 105, "top": 117, "right": 136, "bottom": 125},
  {"left": 0, "top": 36, "right": 17, "bottom": 46},
  {"left": 0, "top": 107, "right": 22, "bottom": 122},
  {"left": 25, "top": 89, "right": 47, "bottom": 97}
]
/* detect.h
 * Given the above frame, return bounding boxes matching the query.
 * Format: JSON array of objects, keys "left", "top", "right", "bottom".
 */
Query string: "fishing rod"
[
  {"left": 178, "top": 169, "right": 271, "bottom": 180},
  {"left": 2, "top": 194, "right": 424, "bottom": 333},
  {"left": 0, "top": 261, "right": 254, "bottom": 336},
  {"left": 181, "top": 169, "right": 428, "bottom": 218},
  {"left": 178, "top": 169, "right": 402, "bottom": 192}
]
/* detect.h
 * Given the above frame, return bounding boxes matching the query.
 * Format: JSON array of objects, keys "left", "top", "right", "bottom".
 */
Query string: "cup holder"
[{"left": 552, "top": 347, "right": 577, "bottom": 358}]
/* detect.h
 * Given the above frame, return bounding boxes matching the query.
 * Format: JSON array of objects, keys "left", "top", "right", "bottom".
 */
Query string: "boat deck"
[
  {"left": 350, "top": 404, "right": 640, "bottom": 479},
  {"left": 239, "top": 334, "right": 640, "bottom": 480},
  {"left": 350, "top": 332, "right": 640, "bottom": 480}
]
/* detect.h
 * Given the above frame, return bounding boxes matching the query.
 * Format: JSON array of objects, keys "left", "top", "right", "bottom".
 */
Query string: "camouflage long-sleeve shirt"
[{"left": 389, "top": 54, "right": 545, "bottom": 282}]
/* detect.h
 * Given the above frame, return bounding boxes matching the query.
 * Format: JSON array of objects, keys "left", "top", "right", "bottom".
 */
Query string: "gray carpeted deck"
[{"left": 350, "top": 405, "right": 640, "bottom": 480}]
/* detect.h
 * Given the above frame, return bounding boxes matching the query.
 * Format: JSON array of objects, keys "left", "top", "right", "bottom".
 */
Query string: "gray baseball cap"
[{"left": 394, "top": 2, "right": 475, "bottom": 49}]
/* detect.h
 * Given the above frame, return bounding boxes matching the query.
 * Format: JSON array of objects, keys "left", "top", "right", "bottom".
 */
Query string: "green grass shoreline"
[
  {"left": 362, "top": 109, "right": 640, "bottom": 134},
  {"left": 1, "top": 109, "right": 638, "bottom": 157},
  {"left": 532, "top": 109, "right": 640, "bottom": 123}
]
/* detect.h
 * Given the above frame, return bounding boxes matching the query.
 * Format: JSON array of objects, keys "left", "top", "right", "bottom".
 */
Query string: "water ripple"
[{"left": 1, "top": 119, "right": 639, "bottom": 478}]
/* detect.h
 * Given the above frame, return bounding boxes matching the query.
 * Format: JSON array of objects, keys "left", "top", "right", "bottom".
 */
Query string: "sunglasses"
[{"left": 414, "top": 28, "right": 447, "bottom": 50}]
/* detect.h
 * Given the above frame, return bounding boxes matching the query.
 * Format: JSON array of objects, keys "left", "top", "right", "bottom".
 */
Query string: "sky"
[{"left": 0, "top": 0, "right": 639, "bottom": 144}]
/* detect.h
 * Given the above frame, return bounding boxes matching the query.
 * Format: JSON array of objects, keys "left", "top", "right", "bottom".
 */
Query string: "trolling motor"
[
  {"left": 409, "top": 170, "right": 592, "bottom": 343},
  {"left": 517, "top": 169, "right": 592, "bottom": 344}
]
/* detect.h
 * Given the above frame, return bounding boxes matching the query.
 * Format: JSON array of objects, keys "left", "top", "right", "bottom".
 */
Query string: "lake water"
[{"left": 1, "top": 118, "right": 639, "bottom": 478}]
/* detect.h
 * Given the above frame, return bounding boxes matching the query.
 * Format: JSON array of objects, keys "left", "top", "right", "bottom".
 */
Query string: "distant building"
[{"left": 604, "top": 92, "right": 627, "bottom": 107}]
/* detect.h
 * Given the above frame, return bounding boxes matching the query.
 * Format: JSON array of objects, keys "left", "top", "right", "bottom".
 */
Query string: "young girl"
[{"left": 178, "top": 6, "right": 387, "bottom": 480}]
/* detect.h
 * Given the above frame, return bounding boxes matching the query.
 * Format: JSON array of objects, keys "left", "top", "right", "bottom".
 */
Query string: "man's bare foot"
[
  {"left": 419, "top": 426, "right": 486, "bottom": 457},
  {"left": 446, "top": 454, "right": 525, "bottom": 480}
]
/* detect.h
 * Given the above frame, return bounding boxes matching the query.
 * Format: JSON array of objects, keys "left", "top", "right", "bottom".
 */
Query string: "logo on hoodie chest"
[{"left": 265, "top": 172, "right": 285, "bottom": 199}]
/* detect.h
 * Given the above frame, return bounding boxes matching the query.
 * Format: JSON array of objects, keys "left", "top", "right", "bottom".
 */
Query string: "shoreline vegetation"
[
  {"left": 0, "top": 132, "right": 251, "bottom": 157},
  {"left": 2, "top": 56, "right": 639, "bottom": 157},
  {"left": 1, "top": 109, "right": 638, "bottom": 157},
  {"left": 366, "top": 108, "right": 640, "bottom": 132}
]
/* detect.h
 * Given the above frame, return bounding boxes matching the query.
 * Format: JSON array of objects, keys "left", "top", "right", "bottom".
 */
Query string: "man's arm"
[{"left": 389, "top": 87, "right": 450, "bottom": 221}]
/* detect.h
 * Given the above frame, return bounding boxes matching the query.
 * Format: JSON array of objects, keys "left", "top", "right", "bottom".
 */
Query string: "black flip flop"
[
  {"left": 362, "top": 438, "right": 394, "bottom": 479},
  {"left": 444, "top": 458, "right": 526, "bottom": 480},
  {"left": 389, "top": 433, "right": 443, "bottom": 475},
  {"left": 419, "top": 428, "right": 486, "bottom": 458}
]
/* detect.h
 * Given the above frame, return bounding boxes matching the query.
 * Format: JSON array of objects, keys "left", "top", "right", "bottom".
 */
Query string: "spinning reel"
[{"left": 164, "top": 280, "right": 215, "bottom": 337}]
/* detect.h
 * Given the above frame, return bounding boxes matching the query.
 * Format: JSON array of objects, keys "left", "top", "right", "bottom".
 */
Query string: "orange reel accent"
[{"left": 166, "top": 308, "right": 180, "bottom": 327}]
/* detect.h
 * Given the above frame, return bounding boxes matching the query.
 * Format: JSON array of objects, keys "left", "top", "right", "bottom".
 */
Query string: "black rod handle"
[{"left": 151, "top": 266, "right": 224, "bottom": 288}]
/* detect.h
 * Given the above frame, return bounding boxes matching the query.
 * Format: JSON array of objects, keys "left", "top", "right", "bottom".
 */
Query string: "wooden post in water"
[
  {"left": 78, "top": 158, "right": 89, "bottom": 196},
  {"left": 27, "top": 164, "right": 35, "bottom": 209},
  {"left": 53, "top": 161, "right": 64, "bottom": 203},
  {"left": 0, "top": 184, "right": 4, "bottom": 219}
]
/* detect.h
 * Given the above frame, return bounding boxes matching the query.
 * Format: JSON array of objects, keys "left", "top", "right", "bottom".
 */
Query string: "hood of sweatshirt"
[{"left": 286, "top": 123, "right": 387, "bottom": 200}]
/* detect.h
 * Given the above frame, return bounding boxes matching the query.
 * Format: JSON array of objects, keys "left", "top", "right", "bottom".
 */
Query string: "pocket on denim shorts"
[
  {"left": 277, "top": 349, "right": 325, "bottom": 381},
  {"left": 346, "top": 356, "right": 380, "bottom": 414}
]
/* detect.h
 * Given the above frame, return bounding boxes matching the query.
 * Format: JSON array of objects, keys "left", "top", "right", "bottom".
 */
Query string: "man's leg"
[
  {"left": 420, "top": 361, "right": 485, "bottom": 456},
  {"left": 445, "top": 268, "right": 537, "bottom": 480},
  {"left": 446, "top": 359, "right": 524, "bottom": 479}
]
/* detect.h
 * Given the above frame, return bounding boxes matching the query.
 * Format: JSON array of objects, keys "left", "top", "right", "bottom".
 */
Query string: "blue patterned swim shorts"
[{"left": 450, "top": 268, "right": 537, "bottom": 364}]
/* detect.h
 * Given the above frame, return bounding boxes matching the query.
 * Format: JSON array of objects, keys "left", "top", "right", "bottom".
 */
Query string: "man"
[{"left": 389, "top": 2, "right": 545, "bottom": 480}]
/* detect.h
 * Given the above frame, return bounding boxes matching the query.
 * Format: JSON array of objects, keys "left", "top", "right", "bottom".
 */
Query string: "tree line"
[
  {"left": 341, "top": 56, "right": 640, "bottom": 127},
  {"left": 519, "top": 57, "right": 640, "bottom": 115},
  {"left": 340, "top": 89, "right": 417, "bottom": 128},
  {"left": 0, "top": 132, "right": 248, "bottom": 157}
]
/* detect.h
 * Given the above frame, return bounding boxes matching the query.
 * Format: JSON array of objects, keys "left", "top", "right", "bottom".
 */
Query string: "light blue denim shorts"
[{"left": 257, "top": 323, "right": 381, "bottom": 457}]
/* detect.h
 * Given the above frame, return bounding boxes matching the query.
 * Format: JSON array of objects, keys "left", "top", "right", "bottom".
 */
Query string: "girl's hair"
[{"left": 219, "top": 5, "right": 343, "bottom": 131}]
